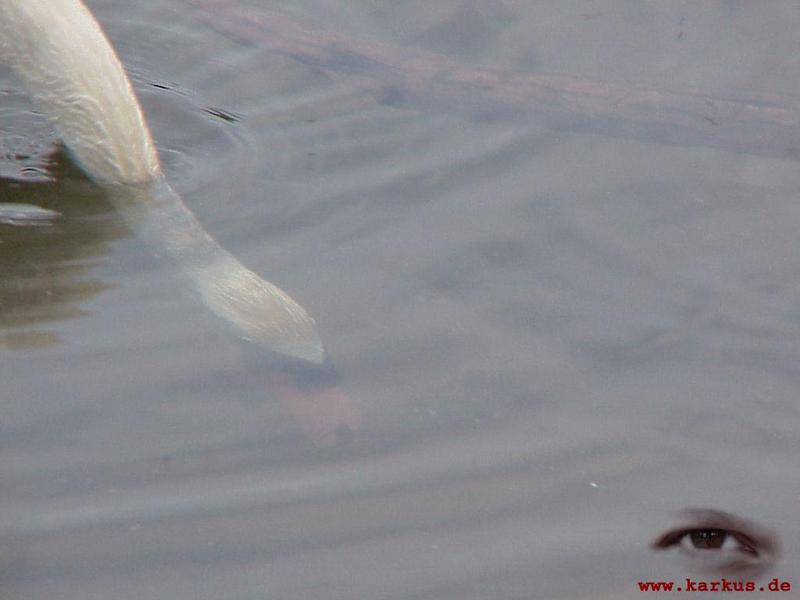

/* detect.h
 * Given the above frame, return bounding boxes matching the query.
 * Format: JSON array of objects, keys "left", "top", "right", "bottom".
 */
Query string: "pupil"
[{"left": 689, "top": 529, "right": 726, "bottom": 549}]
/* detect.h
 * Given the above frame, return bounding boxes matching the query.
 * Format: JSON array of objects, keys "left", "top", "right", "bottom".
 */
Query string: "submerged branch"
[{"left": 191, "top": 0, "right": 800, "bottom": 160}]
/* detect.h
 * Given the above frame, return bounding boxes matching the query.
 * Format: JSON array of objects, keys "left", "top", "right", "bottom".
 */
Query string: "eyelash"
[
  {"left": 672, "top": 528, "right": 759, "bottom": 556},
  {"left": 651, "top": 510, "right": 780, "bottom": 577}
]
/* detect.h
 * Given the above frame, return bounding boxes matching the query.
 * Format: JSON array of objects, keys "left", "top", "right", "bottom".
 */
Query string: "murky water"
[{"left": 2, "top": 1, "right": 800, "bottom": 598}]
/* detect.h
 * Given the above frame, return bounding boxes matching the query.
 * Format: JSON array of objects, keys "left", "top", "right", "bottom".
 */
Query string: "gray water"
[{"left": 2, "top": 1, "right": 800, "bottom": 598}]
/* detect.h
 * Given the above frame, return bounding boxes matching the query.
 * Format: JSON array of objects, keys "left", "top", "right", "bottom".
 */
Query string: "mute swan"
[{"left": 0, "top": 0, "right": 359, "bottom": 444}]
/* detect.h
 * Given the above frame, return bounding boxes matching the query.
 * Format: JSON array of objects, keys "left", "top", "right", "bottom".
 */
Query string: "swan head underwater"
[{"left": 0, "top": 0, "right": 360, "bottom": 445}]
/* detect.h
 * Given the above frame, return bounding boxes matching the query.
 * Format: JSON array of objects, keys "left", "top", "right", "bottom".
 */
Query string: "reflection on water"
[
  {"left": 0, "top": 148, "right": 125, "bottom": 349},
  {"left": 2, "top": 1, "right": 800, "bottom": 598}
]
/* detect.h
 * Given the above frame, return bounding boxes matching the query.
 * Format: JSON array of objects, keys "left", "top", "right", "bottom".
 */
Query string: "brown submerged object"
[
  {"left": 0, "top": 0, "right": 360, "bottom": 445},
  {"left": 192, "top": 0, "right": 800, "bottom": 161}
]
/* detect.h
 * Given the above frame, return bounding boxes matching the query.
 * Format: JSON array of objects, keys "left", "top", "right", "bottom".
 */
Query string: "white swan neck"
[
  {"left": 0, "top": 0, "right": 160, "bottom": 184},
  {"left": 0, "top": 0, "right": 327, "bottom": 365},
  {"left": 116, "top": 181, "right": 326, "bottom": 364}
]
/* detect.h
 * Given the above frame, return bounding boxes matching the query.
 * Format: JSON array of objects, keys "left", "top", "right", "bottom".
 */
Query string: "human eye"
[
  {"left": 651, "top": 509, "right": 779, "bottom": 576},
  {"left": 659, "top": 526, "right": 756, "bottom": 555}
]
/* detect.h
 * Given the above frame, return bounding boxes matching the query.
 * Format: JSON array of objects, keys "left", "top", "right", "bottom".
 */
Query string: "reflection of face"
[
  {"left": 436, "top": 376, "right": 798, "bottom": 597},
  {"left": 637, "top": 392, "right": 795, "bottom": 586},
  {"left": 652, "top": 508, "right": 779, "bottom": 577}
]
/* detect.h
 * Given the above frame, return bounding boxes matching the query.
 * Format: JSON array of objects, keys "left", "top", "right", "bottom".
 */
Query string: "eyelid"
[
  {"left": 653, "top": 527, "right": 758, "bottom": 555},
  {"left": 651, "top": 508, "right": 780, "bottom": 576},
  {"left": 651, "top": 508, "right": 778, "bottom": 555}
]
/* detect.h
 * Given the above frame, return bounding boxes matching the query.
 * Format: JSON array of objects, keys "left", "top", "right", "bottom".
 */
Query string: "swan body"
[{"left": 0, "top": 0, "right": 325, "bottom": 364}]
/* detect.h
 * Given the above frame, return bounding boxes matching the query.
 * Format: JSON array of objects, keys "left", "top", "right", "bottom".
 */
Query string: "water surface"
[{"left": 2, "top": 1, "right": 800, "bottom": 598}]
